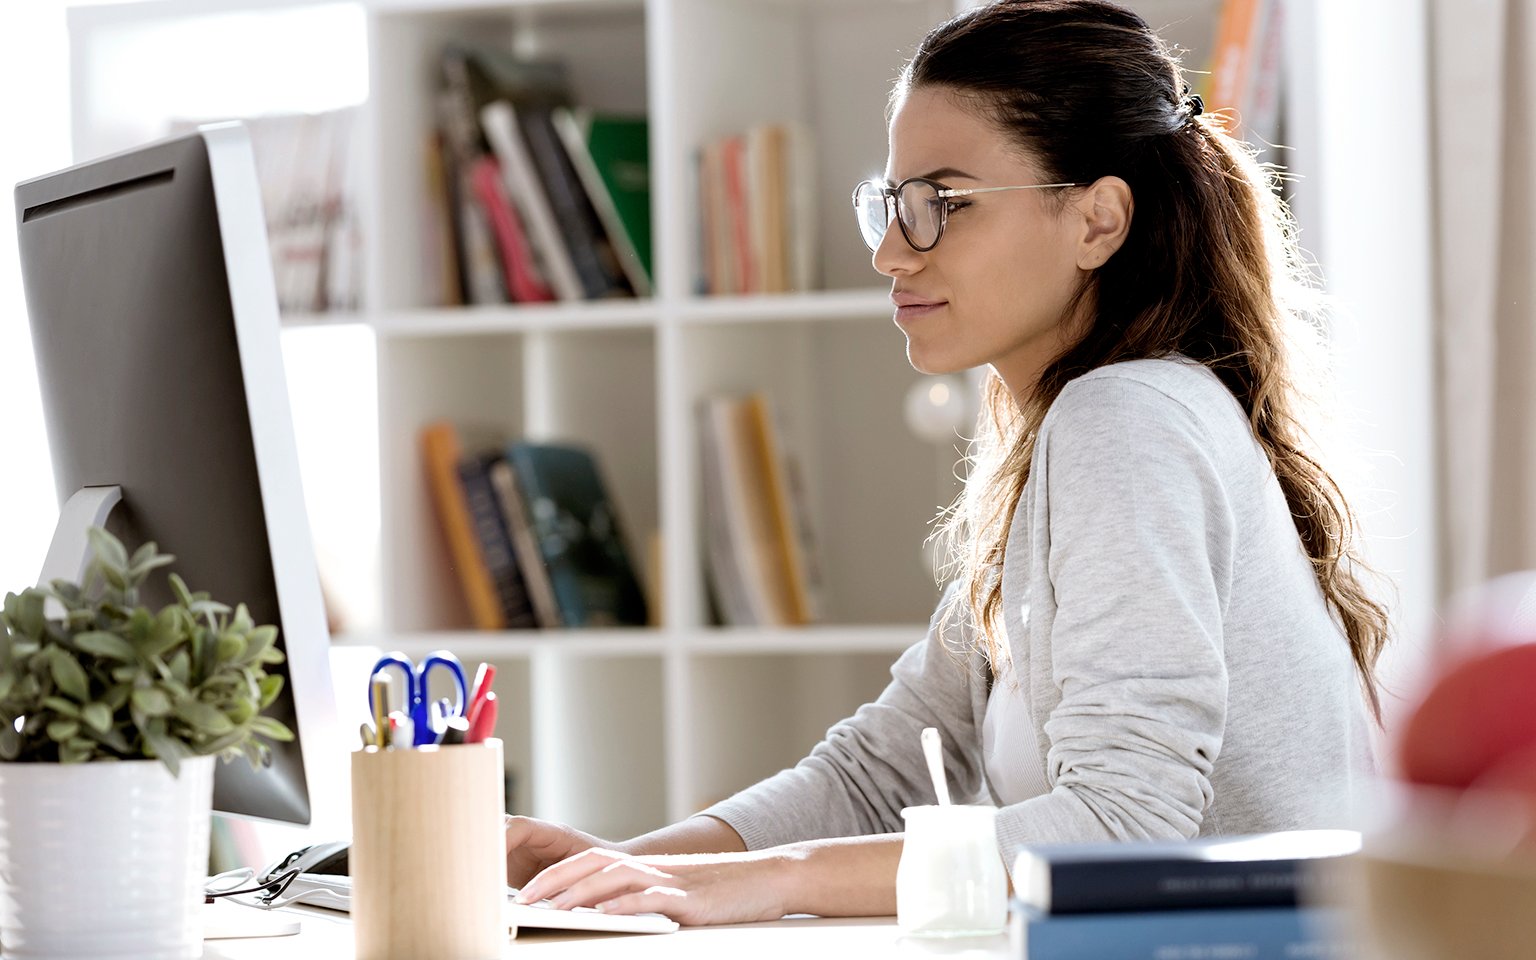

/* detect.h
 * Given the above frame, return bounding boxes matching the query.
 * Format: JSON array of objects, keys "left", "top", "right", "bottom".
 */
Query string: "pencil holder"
[{"left": 350, "top": 739, "right": 506, "bottom": 960}]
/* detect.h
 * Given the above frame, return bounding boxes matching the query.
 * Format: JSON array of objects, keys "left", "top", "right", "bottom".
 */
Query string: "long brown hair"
[{"left": 908, "top": 0, "right": 1392, "bottom": 720}]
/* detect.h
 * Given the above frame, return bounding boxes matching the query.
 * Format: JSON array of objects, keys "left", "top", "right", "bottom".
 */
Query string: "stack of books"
[
  {"left": 697, "top": 392, "right": 823, "bottom": 627},
  {"left": 430, "top": 43, "right": 651, "bottom": 306},
  {"left": 694, "top": 124, "right": 817, "bottom": 296},
  {"left": 421, "top": 422, "right": 650, "bottom": 630},
  {"left": 170, "top": 108, "right": 363, "bottom": 314},
  {"left": 1010, "top": 830, "right": 1360, "bottom": 959}
]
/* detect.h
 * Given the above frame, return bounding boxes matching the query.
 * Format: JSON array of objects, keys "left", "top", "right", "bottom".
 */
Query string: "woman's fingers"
[
  {"left": 593, "top": 886, "right": 689, "bottom": 921},
  {"left": 517, "top": 847, "right": 633, "bottom": 904},
  {"left": 547, "top": 859, "right": 672, "bottom": 911}
]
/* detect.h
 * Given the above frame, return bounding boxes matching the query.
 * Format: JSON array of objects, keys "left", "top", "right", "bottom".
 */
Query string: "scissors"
[{"left": 367, "top": 650, "right": 468, "bottom": 747}]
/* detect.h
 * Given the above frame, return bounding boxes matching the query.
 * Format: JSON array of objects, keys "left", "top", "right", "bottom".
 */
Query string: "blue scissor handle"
[{"left": 368, "top": 651, "right": 468, "bottom": 746}]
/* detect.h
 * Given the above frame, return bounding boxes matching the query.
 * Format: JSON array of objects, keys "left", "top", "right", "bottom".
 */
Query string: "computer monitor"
[{"left": 14, "top": 123, "right": 348, "bottom": 828}]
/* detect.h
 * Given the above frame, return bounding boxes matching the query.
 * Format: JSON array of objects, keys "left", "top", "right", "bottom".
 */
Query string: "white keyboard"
[{"left": 272, "top": 874, "right": 679, "bottom": 935}]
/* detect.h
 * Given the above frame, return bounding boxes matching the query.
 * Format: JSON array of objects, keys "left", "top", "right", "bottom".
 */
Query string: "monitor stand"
[{"left": 38, "top": 484, "right": 123, "bottom": 616}]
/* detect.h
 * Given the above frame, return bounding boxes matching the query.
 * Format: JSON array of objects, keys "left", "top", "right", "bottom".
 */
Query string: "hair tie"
[{"left": 1185, "top": 93, "right": 1204, "bottom": 118}]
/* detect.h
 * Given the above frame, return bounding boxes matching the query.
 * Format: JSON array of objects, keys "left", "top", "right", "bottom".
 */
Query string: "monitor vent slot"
[{"left": 22, "top": 168, "right": 176, "bottom": 222}]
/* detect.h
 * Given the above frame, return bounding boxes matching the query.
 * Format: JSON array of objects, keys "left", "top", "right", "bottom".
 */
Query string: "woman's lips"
[{"left": 894, "top": 301, "right": 946, "bottom": 325}]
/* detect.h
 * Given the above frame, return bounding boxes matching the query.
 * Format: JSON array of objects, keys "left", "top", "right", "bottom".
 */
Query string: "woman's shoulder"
[{"left": 1043, "top": 355, "right": 1247, "bottom": 443}]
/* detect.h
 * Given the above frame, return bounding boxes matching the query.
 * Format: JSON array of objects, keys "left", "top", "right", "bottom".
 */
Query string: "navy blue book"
[
  {"left": 1014, "top": 830, "right": 1359, "bottom": 915},
  {"left": 1013, "top": 905, "right": 1355, "bottom": 960},
  {"left": 456, "top": 453, "right": 538, "bottom": 629},
  {"left": 504, "top": 442, "right": 648, "bottom": 628}
]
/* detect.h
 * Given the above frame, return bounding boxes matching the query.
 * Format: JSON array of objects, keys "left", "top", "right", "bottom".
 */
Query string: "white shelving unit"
[{"left": 66, "top": 0, "right": 1285, "bottom": 842}]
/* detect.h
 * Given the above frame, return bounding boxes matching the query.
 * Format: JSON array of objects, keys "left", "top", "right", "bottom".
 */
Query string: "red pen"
[
  {"left": 466, "top": 662, "right": 496, "bottom": 729},
  {"left": 465, "top": 691, "right": 498, "bottom": 744}
]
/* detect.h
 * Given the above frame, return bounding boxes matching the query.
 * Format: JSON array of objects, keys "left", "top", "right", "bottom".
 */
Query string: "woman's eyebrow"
[{"left": 883, "top": 167, "right": 980, "bottom": 184}]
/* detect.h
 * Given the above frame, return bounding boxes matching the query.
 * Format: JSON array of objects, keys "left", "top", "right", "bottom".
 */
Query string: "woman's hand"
[
  {"left": 513, "top": 847, "right": 795, "bottom": 926},
  {"left": 504, "top": 815, "right": 613, "bottom": 889}
]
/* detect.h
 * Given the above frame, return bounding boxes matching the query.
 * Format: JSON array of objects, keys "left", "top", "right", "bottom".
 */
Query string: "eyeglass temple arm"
[{"left": 938, "top": 183, "right": 1081, "bottom": 197}]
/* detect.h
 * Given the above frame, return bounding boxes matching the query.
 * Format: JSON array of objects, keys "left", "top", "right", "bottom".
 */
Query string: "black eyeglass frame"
[{"left": 851, "top": 176, "right": 1083, "bottom": 253}]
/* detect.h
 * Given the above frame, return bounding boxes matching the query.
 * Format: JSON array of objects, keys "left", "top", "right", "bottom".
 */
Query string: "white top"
[{"left": 982, "top": 628, "right": 1051, "bottom": 805}]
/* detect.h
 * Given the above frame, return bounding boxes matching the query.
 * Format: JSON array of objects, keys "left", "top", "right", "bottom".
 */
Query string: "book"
[
  {"left": 420, "top": 422, "right": 504, "bottom": 630},
  {"left": 503, "top": 442, "right": 648, "bottom": 628},
  {"left": 551, "top": 107, "right": 652, "bottom": 297},
  {"left": 457, "top": 453, "right": 539, "bottom": 629},
  {"left": 422, "top": 130, "right": 464, "bottom": 306},
  {"left": 698, "top": 398, "right": 756, "bottom": 625},
  {"left": 435, "top": 64, "right": 507, "bottom": 305},
  {"left": 743, "top": 394, "right": 814, "bottom": 624},
  {"left": 1013, "top": 905, "right": 1355, "bottom": 960},
  {"left": 518, "top": 104, "right": 635, "bottom": 299},
  {"left": 697, "top": 394, "right": 817, "bottom": 626},
  {"left": 1013, "top": 829, "right": 1361, "bottom": 915},
  {"left": 481, "top": 99, "right": 584, "bottom": 303},
  {"left": 469, "top": 154, "right": 555, "bottom": 303},
  {"left": 487, "top": 456, "right": 562, "bottom": 629},
  {"left": 1203, "top": 0, "right": 1283, "bottom": 148}
]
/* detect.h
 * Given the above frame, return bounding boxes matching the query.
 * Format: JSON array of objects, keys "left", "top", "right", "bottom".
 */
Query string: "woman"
[{"left": 504, "top": 0, "right": 1388, "bottom": 925}]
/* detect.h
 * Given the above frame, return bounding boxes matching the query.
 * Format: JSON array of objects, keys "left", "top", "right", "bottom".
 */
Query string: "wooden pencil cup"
[{"left": 351, "top": 739, "right": 507, "bottom": 960}]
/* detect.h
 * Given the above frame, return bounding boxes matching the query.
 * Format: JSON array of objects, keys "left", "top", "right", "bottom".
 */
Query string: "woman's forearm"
[
  {"left": 619, "top": 815, "right": 748, "bottom": 856},
  {"left": 778, "top": 834, "right": 904, "bottom": 917},
  {"left": 621, "top": 820, "right": 904, "bottom": 918}
]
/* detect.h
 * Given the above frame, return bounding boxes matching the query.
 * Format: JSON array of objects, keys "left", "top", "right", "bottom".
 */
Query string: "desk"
[{"left": 201, "top": 907, "right": 1011, "bottom": 959}]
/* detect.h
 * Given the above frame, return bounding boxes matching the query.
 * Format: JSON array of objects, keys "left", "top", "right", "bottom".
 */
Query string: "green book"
[{"left": 552, "top": 108, "right": 652, "bottom": 296}]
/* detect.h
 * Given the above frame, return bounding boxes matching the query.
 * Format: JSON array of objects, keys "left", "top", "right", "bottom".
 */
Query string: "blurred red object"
[{"left": 1398, "top": 642, "right": 1536, "bottom": 791}]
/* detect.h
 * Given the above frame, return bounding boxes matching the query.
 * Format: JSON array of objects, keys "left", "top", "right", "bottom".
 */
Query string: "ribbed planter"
[{"left": 0, "top": 755, "right": 214, "bottom": 960}]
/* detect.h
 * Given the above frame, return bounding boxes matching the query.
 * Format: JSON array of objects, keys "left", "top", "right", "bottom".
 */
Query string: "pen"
[
  {"left": 388, "top": 711, "right": 414, "bottom": 750},
  {"left": 466, "top": 662, "right": 496, "bottom": 729},
  {"left": 370, "top": 672, "right": 392, "bottom": 749},
  {"left": 465, "top": 691, "right": 498, "bottom": 744}
]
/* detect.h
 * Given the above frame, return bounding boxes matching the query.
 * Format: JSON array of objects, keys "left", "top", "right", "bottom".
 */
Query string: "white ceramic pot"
[{"left": 0, "top": 754, "right": 215, "bottom": 960}]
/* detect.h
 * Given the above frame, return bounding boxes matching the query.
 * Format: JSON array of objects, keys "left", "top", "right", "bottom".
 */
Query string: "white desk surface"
[{"left": 201, "top": 904, "right": 1011, "bottom": 959}]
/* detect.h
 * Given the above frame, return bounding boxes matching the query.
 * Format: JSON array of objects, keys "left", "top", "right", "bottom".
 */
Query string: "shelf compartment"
[
  {"left": 378, "top": 327, "right": 659, "bottom": 633},
  {"left": 654, "top": 0, "right": 953, "bottom": 298},
  {"left": 682, "top": 652, "right": 898, "bottom": 815},
  {"left": 676, "top": 318, "right": 954, "bottom": 629},
  {"left": 370, "top": 0, "right": 651, "bottom": 311}
]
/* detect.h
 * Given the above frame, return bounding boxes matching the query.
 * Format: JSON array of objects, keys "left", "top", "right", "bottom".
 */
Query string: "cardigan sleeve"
[
  {"left": 698, "top": 582, "right": 989, "bottom": 849},
  {"left": 993, "top": 375, "right": 1237, "bottom": 857}
]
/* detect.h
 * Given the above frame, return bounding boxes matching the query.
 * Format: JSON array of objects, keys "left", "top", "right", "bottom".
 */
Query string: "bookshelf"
[{"left": 65, "top": 0, "right": 1324, "bottom": 844}]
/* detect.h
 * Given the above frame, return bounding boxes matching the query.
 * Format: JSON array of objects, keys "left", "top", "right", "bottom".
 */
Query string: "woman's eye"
[{"left": 944, "top": 200, "right": 970, "bottom": 214}]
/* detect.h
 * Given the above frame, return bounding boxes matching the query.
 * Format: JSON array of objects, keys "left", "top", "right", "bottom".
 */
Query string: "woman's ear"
[{"left": 1074, "top": 176, "right": 1134, "bottom": 270}]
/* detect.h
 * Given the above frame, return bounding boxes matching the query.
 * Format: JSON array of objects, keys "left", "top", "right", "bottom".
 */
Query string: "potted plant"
[{"left": 0, "top": 527, "right": 294, "bottom": 959}]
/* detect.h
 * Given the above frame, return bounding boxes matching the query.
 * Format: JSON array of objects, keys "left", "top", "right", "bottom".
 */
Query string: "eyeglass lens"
[{"left": 854, "top": 180, "right": 944, "bottom": 252}]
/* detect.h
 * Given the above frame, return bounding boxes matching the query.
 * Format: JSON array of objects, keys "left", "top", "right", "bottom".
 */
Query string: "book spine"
[
  {"left": 489, "top": 457, "right": 563, "bottom": 629},
  {"left": 1016, "top": 906, "right": 1354, "bottom": 960},
  {"left": 743, "top": 393, "right": 811, "bottom": 625},
  {"left": 420, "top": 422, "right": 504, "bottom": 631},
  {"left": 1034, "top": 857, "right": 1326, "bottom": 914},
  {"left": 551, "top": 107, "right": 652, "bottom": 297},
  {"left": 480, "top": 100, "right": 585, "bottom": 302},
  {"left": 469, "top": 155, "right": 555, "bottom": 303},
  {"left": 698, "top": 399, "right": 756, "bottom": 626},
  {"left": 518, "top": 107, "right": 633, "bottom": 299},
  {"left": 457, "top": 455, "right": 538, "bottom": 629}
]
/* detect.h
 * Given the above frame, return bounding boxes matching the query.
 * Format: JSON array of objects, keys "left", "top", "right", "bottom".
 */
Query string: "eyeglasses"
[{"left": 851, "top": 177, "right": 1081, "bottom": 252}]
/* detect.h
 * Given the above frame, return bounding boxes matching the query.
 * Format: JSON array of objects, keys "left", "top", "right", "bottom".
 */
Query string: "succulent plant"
[{"left": 0, "top": 527, "right": 294, "bottom": 775}]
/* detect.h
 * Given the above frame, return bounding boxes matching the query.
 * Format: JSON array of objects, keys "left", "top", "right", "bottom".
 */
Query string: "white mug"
[{"left": 897, "top": 804, "right": 1008, "bottom": 937}]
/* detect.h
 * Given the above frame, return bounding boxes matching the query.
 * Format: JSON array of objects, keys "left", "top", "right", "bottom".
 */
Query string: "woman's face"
[{"left": 875, "top": 85, "right": 1090, "bottom": 395}]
